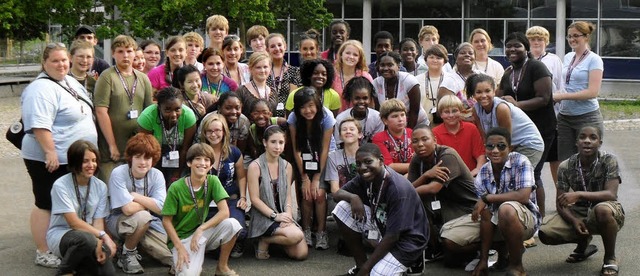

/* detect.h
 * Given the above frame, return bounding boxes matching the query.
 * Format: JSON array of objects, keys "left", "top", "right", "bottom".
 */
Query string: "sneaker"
[
  {"left": 117, "top": 249, "right": 144, "bottom": 274},
  {"left": 340, "top": 265, "right": 359, "bottom": 275},
  {"left": 406, "top": 259, "right": 424, "bottom": 276},
  {"left": 35, "top": 250, "right": 61, "bottom": 268},
  {"left": 315, "top": 232, "right": 329, "bottom": 250},
  {"left": 304, "top": 228, "right": 313, "bottom": 247},
  {"left": 230, "top": 242, "right": 244, "bottom": 258},
  {"left": 424, "top": 248, "right": 444, "bottom": 263}
]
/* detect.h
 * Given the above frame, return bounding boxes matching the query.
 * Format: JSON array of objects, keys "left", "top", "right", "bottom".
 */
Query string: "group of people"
[{"left": 20, "top": 13, "right": 623, "bottom": 276}]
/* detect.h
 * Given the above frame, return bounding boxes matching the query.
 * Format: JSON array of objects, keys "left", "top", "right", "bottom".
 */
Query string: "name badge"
[
  {"left": 305, "top": 161, "right": 318, "bottom": 171},
  {"left": 302, "top": 153, "right": 313, "bottom": 161},
  {"left": 367, "top": 230, "right": 379, "bottom": 240},
  {"left": 430, "top": 107, "right": 437, "bottom": 114},
  {"left": 276, "top": 102, "right": 285, "bottom": 111},
  {"left": 128, "top": 110, "right": 139, "bottom": 119},
  {"left": 162, "top": 155, "right": 179, "bottom": 168},
  {"left": 431, "top": 200, "right": 441, "bottom": 211},
  {"left": 169, "top": 150, "right": 180, "bottom": 160}
]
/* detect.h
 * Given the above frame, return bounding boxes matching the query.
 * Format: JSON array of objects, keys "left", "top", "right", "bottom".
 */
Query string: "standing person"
[
  {"left": 299, "top": 29, "right": 321, "bottom": 61},
  {"left": 332, "top": 40, "right": 373, "bottom": 112},
  {"left": 288, "top": 87, "right": 337, "bottom": 249},
  {"left": 417, "top": 44, "right": 451, "bottom": 124},
  {"left": 47, "top": 140, "right": 116, "bottom": 275},
  {"left": 137, "top": 87, "right": 197, "bottom": 186},
  {"left": 148, "top": 36, "right": 186, "bottom": 93},
  {"left": 266, "top": 33, "right": 302, "bottom": 118},
  {"left": 554, "top": 21, "right": 605, "bottom": 162},
  {"left": 247, "top": 126, "right": 308, "bottom": 260},
  {"left": 322, "top": 21, "right": 350, "bottom": 63},
  {"left": 22, "top": 43, "right": 97, "bottom": 268},
  {"left": 399, "top": 38, "right": 428, "bottom": 76},
  {"left": 206, "top": 15, "right": 229, "bottom": 50},
  {"left": 140, "top": 40, "right": 162, "bottom": 74},
  {"left": 223, "top": 35, "right": 251, "bottom": 86},
  {"left": 468, "top": 28, "right": 505, "bottom": 84},
  {"left": 162, "top": 143, "right": 242, "bottom": 276},
  {"left": 437, "top": 42, "right": 479, "bottom": 119},
  {"left": 133, "top": 48, "right": 146, "bottom": 72},
  {"left": 74, "top": 25, "right": 110, "bottom": 76},
  {"left": 372, "top": 51, "right": 428, "bottom": 128},
  {"left": 539, "top": 126, "right": 624, "bottom": 276},
  {"left": 173, "top": 65, "right": 215, "bottom": 126},
  {"left": 526, "top": 26, "right": 564, "bottom": 186},
  {"left": 199, "top": 114, "right": 248, "bottom": 258},
  {"left": 286, "top": 59, "right": 341, "bottom": 117},
  {"left": 471, "top": 127, "right": 541, "bottom": 276},
  {"left": 416, "top": 25, "right": 453, "bottom": 72},
  {"left": 335, "top": 77, "right": 384, "bottom": 144},
  {"left": 94, "top": 35, "right": 154, "bottom": 185},
  {"left": 333, "top": 143, "right": 429, "bottom": 276},
  {"left": 107, "top": 133, "right": 173, "bottom": 274},
  {"left": 236, "top": 52, "right": 275, "bottom": 119},
  {"left": 68, "top": 40, "right": 97, "bottom": 100},
  {"left": 246, "top": 25, "right": 269, "bottom": 55},
  {"left": 372, "top": 99, "right": 414, "bottom": 175},
  {"left": 367, "top": 31, "right": 395, "bottom": 79},
  {"left": 497, "top": 32, "right": 555, "bottom": 221},
  {"left": 183, "top": 32, "right": 205, "bottom": 72},
  {"left": 201, "top": 48, "right": 238, "bottom": 97}
]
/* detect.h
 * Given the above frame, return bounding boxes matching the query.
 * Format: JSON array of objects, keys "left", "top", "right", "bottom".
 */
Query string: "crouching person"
[
  {"left": 162, "top": 143, "right": 242, "bottom": 276},
  {"left": 107, "top": 133, "right": 173, "bottom": 273},
  {"left": 332, "top": 143, "right": 429, "bottom": 276},
  {"left": 471, "top": 128, "right": 541, "bottom": 276},
  {"left": 539, "top": 126, "right": 623, "bottom": 276}
]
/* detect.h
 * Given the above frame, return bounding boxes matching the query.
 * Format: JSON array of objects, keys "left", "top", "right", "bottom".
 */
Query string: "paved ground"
[{"left": 1, "top": 93, "right": 639, "bottom": 275}]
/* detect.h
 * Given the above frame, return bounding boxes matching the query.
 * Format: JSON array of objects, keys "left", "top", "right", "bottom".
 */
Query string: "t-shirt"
[
  {"left": 137, "top": 104, "right": 197, "bottom": 148},
  {"left": 557, "top": 151, "right": 621, "bottom": 207},
  {"left": 285, "top": 87, "right": 342, "bottom": 112},
  {"left": 334, "top": 107, "right": 385, "bottom": 144},
  {"left": 161, "top": 175, "right": 230, "bottom": 248},
  {"left": 93, "top": 67, "right": 154, "bottom": 162},
  {"left": 68, "top": 73, "right": 97, "bottom": 101},
  {"left": 407, "top": 146, "right": 478, "bottom": 223},
  {"left": 287, "top": 106, "right": 337, "bottom": 152},
  {"left": 538, "top": 52, "right": 565, "bottom": 115},
  {"left": 210, "top": 146, "right": 242, "bottom": 196},
  {"left": 47, "top": 174, "right": 110, "bottom": 257},
  {"left": 341, "top": 168, "right": 429, "bottom": 266},
  {"left": 416, "top": 71, "right": 452, "bottom": 124},
  {"left": 473, "top": 57, "right": 505, "bottom": 85},
  {"left": 107, "top": 164, "right": 166, "bottom": 235},
  {"left": 439, "top": 70, "right": 482, "bottom": 117},
  {"left": 325, "top": 149, "right": 357, "bottom": 188},
  {"left": 331, "top": 69, "right": 374, "bottom": 112},
  {"left": 560, "top": 51, "right": 603, "bottom": 116},
  {"left": 201, "top": 75, "right": 239, "bottom": 95},
  {"left": 373, "top": 72, "right": 429, "bottom": 126},
  {"left": 147, "top": 64, "right": 172, "bottom": 91},
  {"left": 432, "top": 121, "right": 484, "bottom": 171},
  {"left": 499, "top": 59, "right": 556, "bottom": 137},
  {"left": 225, "top": 63, "right": 251, "bottom": 86},
  {"left": 91, "top": 58, "right": 111, "bottom": 76},
  {"left": 372, "top": 128, "right": 414, "bottom": 165}
]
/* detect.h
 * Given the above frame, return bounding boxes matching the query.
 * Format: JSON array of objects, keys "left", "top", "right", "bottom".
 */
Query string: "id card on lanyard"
[
  {"left": 161, "top": 123, "right": 180, "bottom": 168},
  {"left": 302, "top": 140, "right": 319, "bottom": 173},
  {"left": 114, "top": 66, "right": 139, "bottom": 119}
]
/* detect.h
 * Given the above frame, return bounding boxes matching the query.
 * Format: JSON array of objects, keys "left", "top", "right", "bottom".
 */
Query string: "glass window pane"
[
  {"left": 466, "top": 0, "right": 527, "bottom": 18},
  {"left": 421, "top": 21, "right": 462, "bottom": 54},
  {"left": 372, "top": 0, "right": 400, "bottom": 18},
  {"left": 531, "top": 0, "right": 557, "bottom": 18},
  {"left": 465, "top": 20, "right": 505, "bottom": 55},
  {"left": 600, "top": 20, "right": 640, "bottom": 57},
  {"left": 325, "top": 0, "right": 343, "bottom": 18},
  {"left": 602, "top": 1, "right": 640, "bottom": 19},
  {"left": 402, "top": 20, "right": 421, "bottom": 42},
  {"left": 568, "top": 0, "right": 597, "bottom": 18},
  {"left": 530, "top": 20, "right": 560, "bottom": 54},
  {"left": 345, "top": 0, "right": 363, "bottom": 18},
  {"left": 403, "top": 0, "right": 462, "bottom": 19},
  {"left": 371, "top": 20, "right": 401, "bottom": 50}
]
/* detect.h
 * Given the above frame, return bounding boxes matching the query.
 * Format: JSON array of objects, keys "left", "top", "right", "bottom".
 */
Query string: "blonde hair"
[
  {"left": 206, "top": 15, "right": 229, "bottom": 32},
  {"left": 526, "top": 26, "right": 550, "bottom": 44},
  {"left": 335, "top": 40, "right": 368, "bottom": 72},
  {"left": 338, "top": 117, "right": 363, "bottom": 135},
  {"left": 199, "top": 114, "right": 231, "bottom": 161},
  {"left": 248, "top": 52, "right": 271, "bottom": 69},
  {"left": 183, "top": 32, "right": 204, "bottom": 49},
  {"left": 111, "top": 35, "right": 137, "bottom": 52},
  {"left": 70, "top": 40, "right": 94, "bottom": 56},
  {"left": 468, "top": 28, "right": 493, "bottom": 52},
  {"left": 379, "top": 99, "right": 406, "bottom": 120},
  {"left": 266, "top": 33, "right": 287, "bottom": 49},
  {"left": 568, "top": 21, "right": 596, "bottom": 42},
  {"left": 437, "top": 94, "right": 464, "bottom": 115},
  {"left": 418, "top": 25, "right": 440, "bottom": 42}
]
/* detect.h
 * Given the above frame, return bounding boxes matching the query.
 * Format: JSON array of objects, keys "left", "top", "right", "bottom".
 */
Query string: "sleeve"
[
  {"left": 371, "top": 77, "right": 385, "bottom": 104},
  {"left": 209, "top": 175, "right": 230, "bottom": 203},
  {"left": 589, "top": 54, "right": 604, "bottom": 71},
  {"left": 181, "top": 106, "right": 197, "bottom": 129},
  {"left": 238, "top": 115, "right": 250, "bottom": 141},
  {"left": 407, "top": 156, "right": 421, "bottom": 182},
  {"left": 325, "top": 152, "right": 339, "bottom": 182},
  {"left": 286, "top": 111, "right": 297, "bottom": 126},
  {"left": 93, "top": 181, "right": 110, "bottom": 219},
  {"left": 440, "top": 152, "right": 462, "bottom": 187},
  {"left": 556, "top": 160, "right": 571, "bottom": 192},
  {"left": 515, "top": 155, "right": 535, "bottom": 190},
  {"left": 93, "top": 70, "right": 113, "bottom": 107},
  {"left": 149, "top": 169, "right": 167, "bottom": 211},
  {"left": 372, "top": 132, "right": 393, "bottom": 165},
  {"left": 108, "top": 167, "right": 134, "bottom": 209},
  {"left": 439, "top": 74, "right": 458, "bottom": 91},
  {"left": 225, "top": 76, "right": 239, "bottom": 91},
  {"left": 327, "top": 89, "right": 342, "bottom": 111},
  {"left": 531, "top": 61, "right": 552, "bottom": 82},
  {"left": 469, "top": 123, "right": 486, "bottom": 159},
  {"left": 603, "top": 154, "right": 621, "bottom": 183},
  {"left": 140, "top": 74, "right": 154, "bottom": 108},
  {"left": 161, "top": 184, "right": 180, "bottom": 216},
  {"left": 285, "top": 87, "right": 301, "bottom": 111},
  {"left": 361, "top": 71, "right": 374, "bottom": 83},
  {"left": 322, "top": 107, "right": 336, "bottom": 131},
  {"left": 474, "top": 172, "right": 488, "bottom": 197},
  {"left": 289, "top": 66, "right": 302, "bottom": 86},
  {"left": 382, "top": 180, "right": 414, "bottom": 235},
  {"left": 50, "top": 180, "right": 77, "bottom": 216},
  {"left": 137, "top": 105, "right": 157, "bottom": 131},
  {"left": 21, "top": 81, "right": 57, "bottom": 132},
  {"left": 147, "top": 67, "right": 164, "bottom": 90}
]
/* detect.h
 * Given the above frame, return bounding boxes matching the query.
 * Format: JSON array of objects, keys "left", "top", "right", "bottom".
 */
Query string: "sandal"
[
  {"left": 600, "top": 262, "right": 619, "bottom": 276},
  {"left": 255, "top": 249, "right": 270, "bottom": 260},
  {"left": 566, "top": 244, "right": 598, "bottom": 263}
]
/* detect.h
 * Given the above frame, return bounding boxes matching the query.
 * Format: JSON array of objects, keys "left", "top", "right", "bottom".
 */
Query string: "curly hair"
[{"left": 300, "top": 59, "right": 335, "bottom": 90}]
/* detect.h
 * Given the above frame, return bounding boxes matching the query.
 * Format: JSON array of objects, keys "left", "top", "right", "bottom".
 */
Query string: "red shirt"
[
  {"left": 432, "top": 121, "right": 484, "bottom": 171},
  {"left": 372, "top": 128, "right": 414, "bottom": 165}
]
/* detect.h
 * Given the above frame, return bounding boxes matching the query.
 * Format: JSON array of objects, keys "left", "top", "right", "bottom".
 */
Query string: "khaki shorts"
[
  {"left": 492, "top": 201, "right": 537, "bottom": 242},
  {"left": 440, "top": 214, "right": 481, "bottom": 246},
  {"left": 117, "top": 211, "right": 173, "bottom": 266},
  {"left": 540, "top": 201, "right": 624, "bottom": 244}
]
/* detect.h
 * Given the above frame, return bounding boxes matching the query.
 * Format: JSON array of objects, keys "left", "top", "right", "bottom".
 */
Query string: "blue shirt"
[
  {"left": 560, "top": 51, "right": 603, "bottom": 116},
  {"left": 287, "top": 106, "right": 337, "bottom": 152}
]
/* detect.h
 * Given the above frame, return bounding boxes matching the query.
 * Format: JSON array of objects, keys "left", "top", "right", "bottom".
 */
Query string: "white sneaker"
[
  {"left": 35, "top": 250, "right": 60, "bottom": 268},
  {"left": 315, "top": 232, "right": 329, "bottom": 250},
  {"left": 117, "top": 249, "right": 144, "bottom": 274}
]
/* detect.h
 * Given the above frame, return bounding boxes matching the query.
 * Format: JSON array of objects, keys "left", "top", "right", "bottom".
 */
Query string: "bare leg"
[
  {"left": 31, "top": 208, "right": 51, "bottom": 252},
  {"left": 302, "top": 199, "right": 313, "bottom": 231},
  {"left": 261, "top": 225, "right": 307, "bottom": 260},
  {"left": 216, "top": 234, "right": 238, "bottom": 273},
  {"left": 536, "top": 184, "right": 546, "bottom": 218},
  {"left": 549, "top": 161, "right": 560, "bottom": 186},
  {"left": 335, "top": 218, "right": 367, "bottom": 268},
  {"left": 497, "top": 205, "right": 526, "bottom": 275},
  {"left": 124, "top": 222, "right": 150, "bottom": 250},
  {"left": 594, "top": 205, "right": 618, "bottom": 262},
  {"left": 314, "top": 190, "right": 327, "bottom": 232}
]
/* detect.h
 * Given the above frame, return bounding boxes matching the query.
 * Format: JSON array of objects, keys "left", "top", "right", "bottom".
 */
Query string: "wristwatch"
[
  {"left": 270, "top": 211, "right": 277, "bottom": 221},
  {"left": 98, "top": 230, "right": 107, "bottom": 239},
  {"left": 481, "top": 193, "right": 489, "bottom": 204}
]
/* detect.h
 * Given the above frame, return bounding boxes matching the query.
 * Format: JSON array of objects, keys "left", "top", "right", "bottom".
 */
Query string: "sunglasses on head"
[
  {"left": 485, "top": 143, "right": 508, "bottom": 151},
  {"left": 224, "top": 35, "right": 240, "bottom": 42}
]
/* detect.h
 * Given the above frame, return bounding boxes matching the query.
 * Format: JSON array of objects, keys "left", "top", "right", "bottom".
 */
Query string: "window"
[
  {"left": 345, "top": 0, "right": 364, "bottom": 18},
  {"left": 402, "top": 0, "right": 462, "bottom": 18},
  {"left": 326, "top": 0, "right": 343, "bottom": 18},
  {"left": 372, "top": 0, "right": 400, "bottom": 18},
  {"left": 602, "top": 1, "right": 640, "bottom": 18},
  {"left": 465, "top": 20, "right": 505, "bottom": 55},
  {"left": 465, "top": 0, "right": 528, "bottom": 18},
  {"left": 600, "top": 20, "right": 640, "bottom": 57},
  {"left": 422, "top": 20, "right": 462, "bottom": 53},
  {"left": 568, "top": 0, "right": 598, "bottom": 18},
  {"left": 531, "top": 0, "right": 557, "bottom": 18},
  {"left": 530, "top": 20, "right": 561, "bottom": 53}
]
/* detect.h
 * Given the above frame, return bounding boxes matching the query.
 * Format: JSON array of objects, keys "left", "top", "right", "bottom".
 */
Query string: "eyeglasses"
[
  {"left": 485, "top": 143, "right": 508, "bottom": 151},
  {"left": 205, "top": 129, "right": 224, "bottom": 135},
  {"left": 566, "top": 34, "right": 586, "bottom": 40},
  {"left": 46, "top": 42, "right": 66, "bottom": 49}
]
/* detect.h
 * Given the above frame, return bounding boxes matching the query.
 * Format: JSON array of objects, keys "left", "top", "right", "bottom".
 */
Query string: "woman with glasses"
[
  {"left": 21, "top": 42, "right": 97, "bottom": 268},
  {"left": 139, "top": 40, "right": 162, "bottom": 74},
  {"left": 554, "top": 21, "right": 604, "bottom": 162},
  {"left": 223, "top": 35, "right": 250, "bottom": 86},
  {"left": 468, "top": 28, "right": 505, "bottom": 85},
  {"left": 299, "top": 29, "right": 321, "bottom": 61},
  {"left": 148, "top": 36, "right": 186, "bottom": 93},
  {"left": 266, "top": 33, "right": 302, "bottom": 118}
]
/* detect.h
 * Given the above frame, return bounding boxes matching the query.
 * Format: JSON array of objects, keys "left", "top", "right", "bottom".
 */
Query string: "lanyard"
[
  {"left": 384, "top": 78, "right": 399, "bottom": 100},
  {"left": 182, "top": 91, "right": 204, "bottom": 120},
  {"left": 386, "top": 129, "right": 409, "bottom": 163},
  {"left": 419, "top": 149, "right": 439, "bottom": 200},
  {"left": 63, "top": 78, "right": 86, "bottom": 115},
  {"left": 161, "top": 122, "right": 179, "bottom": 151},
  {"left": 129, "top": 168, "right": 148, "bottom": 197},
  {"left": 350, "top": 108, "right": 368, "bottom": 139},
  {"left": 204, "top": 75, "right": 224, "bottom": 96},
  {"left": 224, "top": 66, "right": 245, "bottom": 84},
  {"left": 210, "top": 152, "right": 224, "bottom": 176},
  {"left": 270, "top": 62, "right": 287, "bottom": 93},
  {"left": 577, "top": 156, "right": 598, "bottom": 192},
  {"left": 565, "top": 49, "right": 590, "bottom": 85},
  {"left": 537, "top": 52, "right": 549, "bottom": 61},
  {"left": 72, "top": 175, "right": 91, "bottom": 221},
  {"left": 339, "top": 69, "right": 346, "bottom": 90},
  {"left": 251, "top": 80, "right": 269, "bottom": 100},
  {"left": 306, "top": 139, "right": 319, "bottom": 161},
  {"left": 186, "top": 176, "right": 208, "bottom": 224},
  {"left": 455, "top": 70, "right": 468, "bottom": 82},
  {"left": 114, "top": 66, "right": 138, "bottom": 107},
  {"left": 342, "top": 149, "right": 354, "bottom": 176},
  {"left": 510, "top": 58, "right": 528, "bottom": 100},
  {"left": 426, "top": 72, "right": 443, "bottom": 106},
  {"left": 367, "top": 168, "right": 388, "bottom": 220},
  {"left": 474, "top": 61, "right": 488, "bottom": 72}
]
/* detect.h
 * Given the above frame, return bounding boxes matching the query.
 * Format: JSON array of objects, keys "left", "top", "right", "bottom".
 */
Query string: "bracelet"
[
  {"left": 240, "top": 197, "right": 246, "bottom": 200},
  {"left": 481, "top": 193, "right": 489, "bottom": 204}
]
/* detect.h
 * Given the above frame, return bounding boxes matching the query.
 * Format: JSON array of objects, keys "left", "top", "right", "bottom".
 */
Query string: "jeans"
[{"left": 56, "top": 230, "right": 115, "bottom": 276}]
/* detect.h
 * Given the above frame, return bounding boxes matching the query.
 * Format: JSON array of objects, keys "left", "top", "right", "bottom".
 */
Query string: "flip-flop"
[
  {"left": 600, "top": 263, "right": 619, "bottom": 276},
  {"left": 566, "top": 244, "right": 598, "bottom": 263}
]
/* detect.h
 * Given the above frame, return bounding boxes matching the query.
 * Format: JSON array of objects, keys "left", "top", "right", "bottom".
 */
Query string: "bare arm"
[
  {"left": 33, "top": 128, "right": 58, "bottom": 172},
  {"left": 484, "top": 186, "right": 532, "bottom": 205},
  {"left": 495, "top": 103, "right": 513, "bottom": 134},
  {"left": 235, "top": 155, "right": 248, "bottom": 210},
  {"left": 407, "top": 84, "right": 421, "bottom": 128},
  {"left": 95, "top": 106, "right": 120, "bottom": 161}
]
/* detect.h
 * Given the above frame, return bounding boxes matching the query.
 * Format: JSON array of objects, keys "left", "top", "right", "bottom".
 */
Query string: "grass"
[{"left": 599, "top": 99, "right": 640, "bottom": 120}]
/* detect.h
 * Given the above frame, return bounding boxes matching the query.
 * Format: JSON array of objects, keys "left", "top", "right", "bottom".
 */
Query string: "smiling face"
[
  {"left": 400, "top": 41, "right": 418, "bottom": 64},
  {"left": 219, "top": 97, "right": 242, "bottom": 124},
  {"left": 420, "top": 34, "right": 439, "bottom": 50},
  {"left": 440, "top": 106, "right": 461, "bottom": 127},
  {"left": 133, "top": 49, "right": 145, "bottom": 71},
  {"left": 250, "top": 102, "right": 272, "bottom": 128},
  {"left": 250, "top": 35, "right": 266, "bottom": 53},
  {"left": 411, "top": 128, "right": 436, "bottom": 158},
  {"left": 160, "top": 98, "right": 183, "bottom": 127},
  {"left": 300, "top": 39, "right": 318, "bottom": 61},
  {"left": 311, "top": 63, "right": 327, "bottom": 89},
  {"left": 567, "top": 27, "right": 587, "bottom": 50},
  {"left": 505, "top": 39, "right": 527, "bottom": 64},
  {"left": 250, "top": 58, "right": 271, "bottom": 82},
  {"left": 130, "top": 154, "right": 153, "bottom": 178},
  {"left": 456, "top": 45, "right": 475, "bottom": 67},
  {"left": 183, "top": 71, "right": 202, "bottom": 97},
  {"left": 143, "top": 44, "right": 161, "bottom": 69},
  {"left": 71, "top": 48, "right": 94, "bottom": 73},
  {"left": 355, "top": 151, "right": 384, "bottom": 182},
  {"left": 331, "top": 23, "right": 349, "bottom": 48},
  {"left": 339, "top": 121, "right": 361, "bottom": 144},
  {"left": 268, "top": 36, "right": 286, "bottom": 60},
  {"left": 485, "top": 135, "right": 510, "bottom": 165},
  {"left": 577, "top": 126, "right": 602, "bottom": 158},
  {"left": 44, "top": 49, "right": 70, "bottom": 81},
  {"left": 223, "top": 41, "right": 243, "bottom": 65},
  {"left": 528, "top": 37, "right": 546, "bottom": 56},
  {"left": 208, "top": 26, "right": 228, "bottom": 47},
  {"left": 350, "top": 88, "right": 371, "bottom": 113},
  {"left": 204, "top": 54, "right": 224, "bottom": 79},
  {"left": 204, "top": 120, "right": 225, "bottom": 146},
  {"left": 375, "top": 39, "right": 392, "bottom": 57},
  {"left": 167, "top": 42, "right": 186, "bottom": 67},
  {"left": 299, "top": 100, "right": 318, "bottom": 121},
  {"left": 341, "top": 45, "right": 360, "bottom": 68},
  {"left": 426, "top": 54, "right": 445, "bottom": 71},
  {"left": 471, "top": 33, "right": 489, "bottom": 55},
  {"left": 188, "top": 155, "right": 213, "bottom": 177},
  {"left": 378, "top": 55, "right": 399, "bottom": 79},
  {"left": 112, "top": 46, "right": 135, "bottom": 70},
  {"left": 79, "top": 149, "right": 98, "bottom": 179},
  {"left": 473, "top": 81, "right": 495, "bottom": 110}
]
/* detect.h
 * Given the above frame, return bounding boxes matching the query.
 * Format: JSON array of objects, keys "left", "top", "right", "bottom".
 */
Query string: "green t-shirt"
[
  {"left": 285, "top": 87, "right": 341, "bottom": 111},
  {"left": 137, "top": 104, "right": 197, "bottom": 147},
  {"left": 161, "top": 175, "right": 230, "bottom": 248}
]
